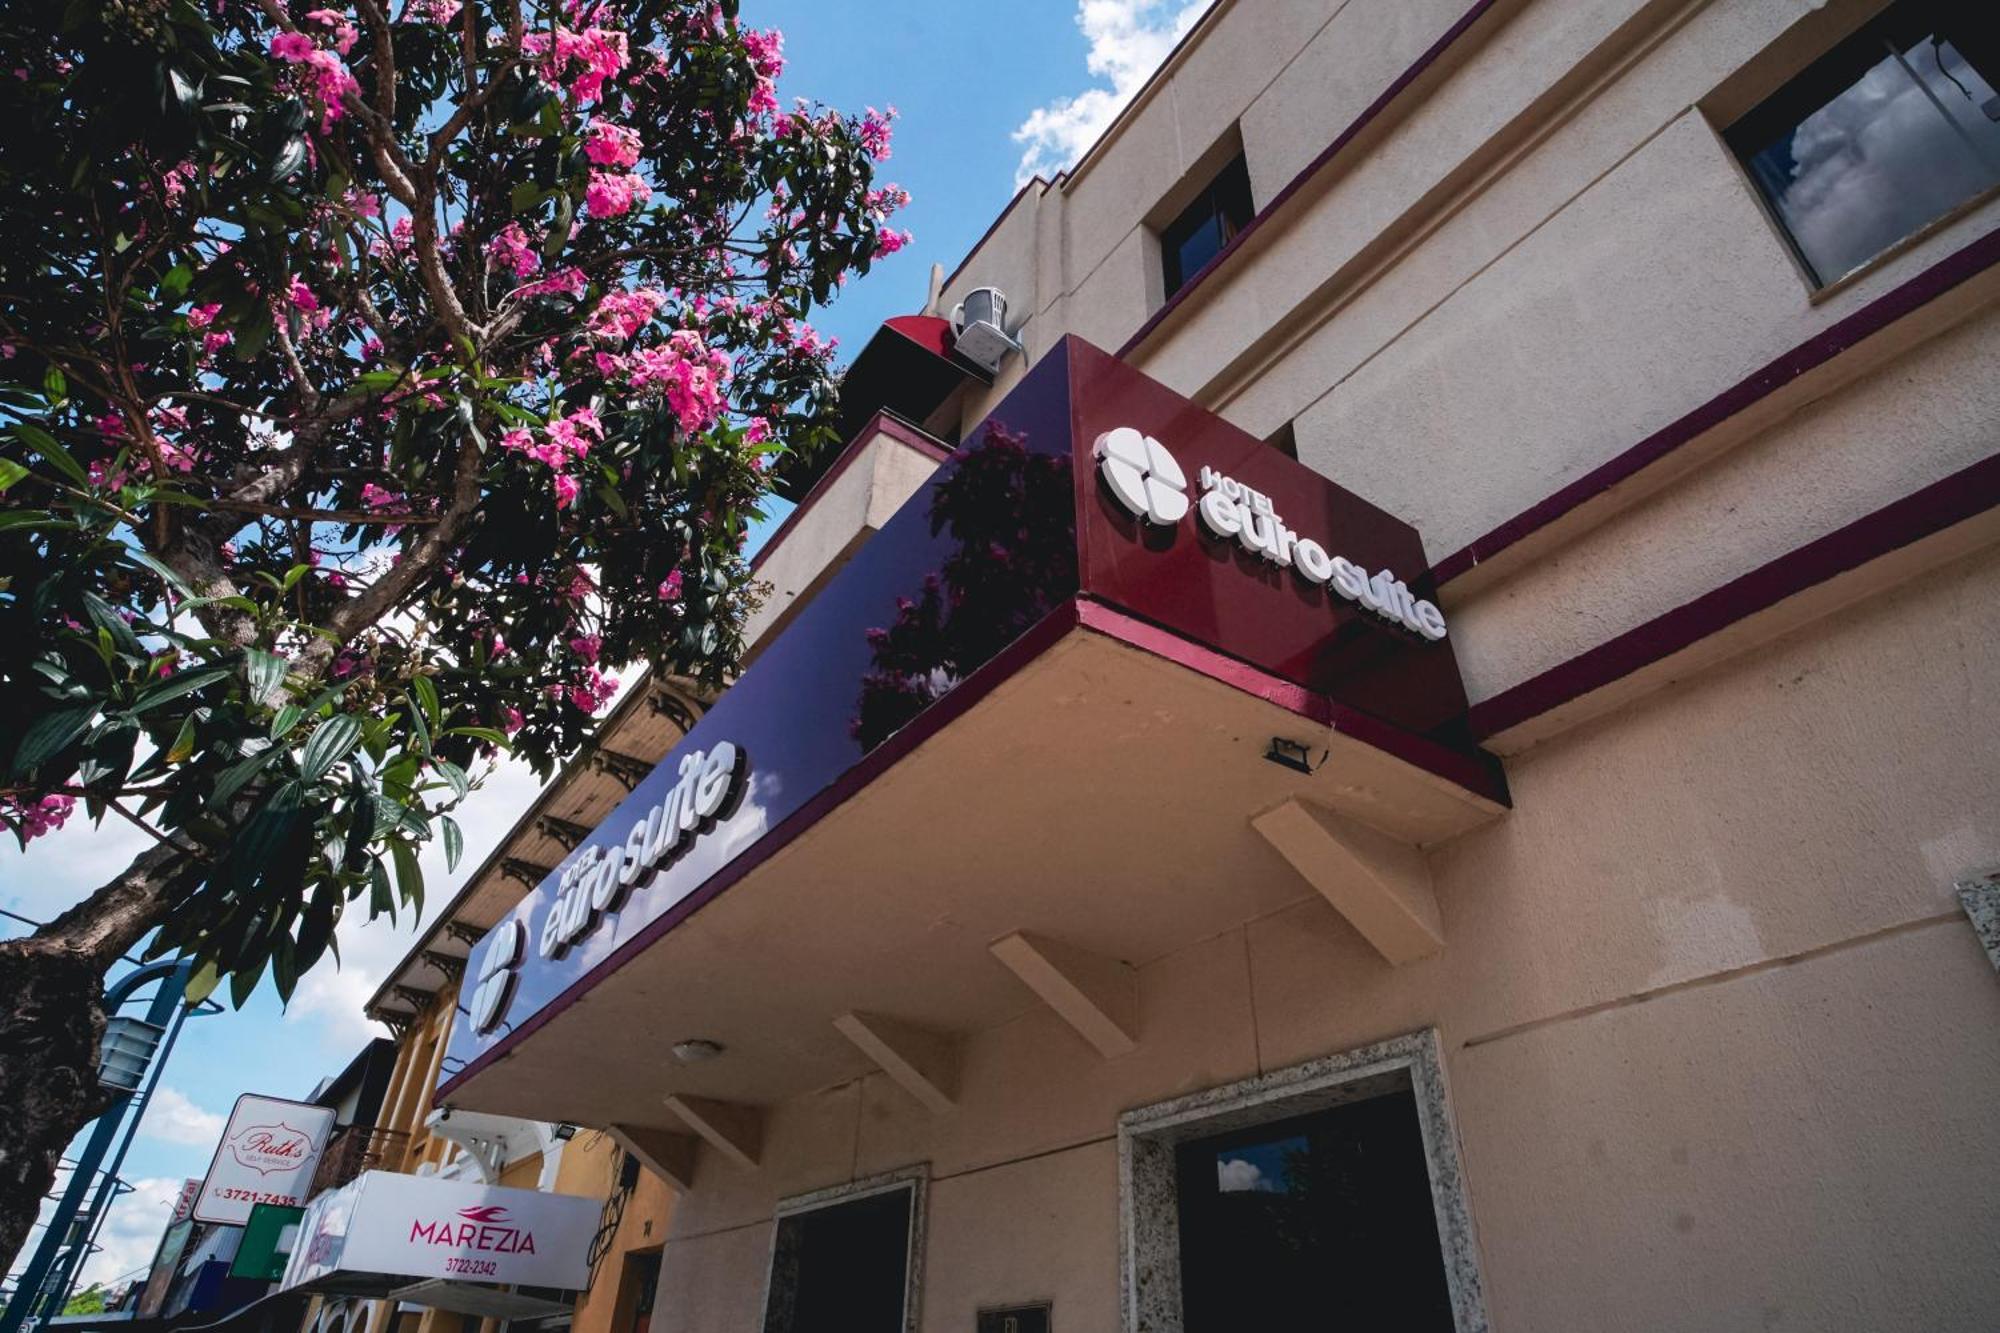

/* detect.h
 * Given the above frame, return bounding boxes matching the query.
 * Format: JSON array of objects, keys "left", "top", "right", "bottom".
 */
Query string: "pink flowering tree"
[{"left": 0, "top": 0, "right": 910, "bottom": 1267}]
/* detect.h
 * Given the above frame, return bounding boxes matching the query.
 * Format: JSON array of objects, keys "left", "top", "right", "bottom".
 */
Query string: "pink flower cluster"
[
  {"left": 585, "top": 170, "right": 652, "bottom": 219},
  {"left": 588, "top": 287, "right": 665, "bottom": 341},
  {"left": 584, "top": 121, "right": 642, "bottom": 168},
  {"left": 657, "top": 569, "right": 683, "bottom": 602},
  {"left": 3, "top": 793, "right": 75, "bottom": 844},
  {"left": 523, "top": 25, "right": 630, "bottom": 104},
  {"left": 627, "top": 330, "right": 730, "bottom": 434},
  {"left": 567, "top": 667, "right": 620, "bottom": 713},
  {"left": 859, "top": 105, "right": 897, "bottom": 160},
  {"left": 402, "top": 0, "right": 461, "bottom": 20},
  {"left": 270, "top": 24, "right": 359, "bottom": 131},
  {"left": 742, "top": 27, "right": 783, "bottom": 115},
  {"left": 501, "top": 408, "right": 602, "bottom": 510},
  {"left": 487, "top": 222, "right": 542, "bottom": 278}
]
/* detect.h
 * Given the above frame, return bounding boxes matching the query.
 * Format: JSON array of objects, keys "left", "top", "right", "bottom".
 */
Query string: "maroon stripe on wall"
[
  {"left": 1467, "top": 450, "right": 2000, "bottom": 742},
  {"left": 1117, "top": 0, "right": 1507, "bottom": 360},
  {"left": 1437, "top": 224, "right": 2000, "bottom": 587},
  {"left": 749, "top": 411, "right": 953, "bottom": 575}
]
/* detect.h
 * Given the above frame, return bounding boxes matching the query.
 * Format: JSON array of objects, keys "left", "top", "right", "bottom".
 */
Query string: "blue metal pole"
[
  {"left": 0, "top": 960, "right": 189, "bottom": 1333},
  {"left": 40, "top": 972, "right": 203, "bottom": 1322}
]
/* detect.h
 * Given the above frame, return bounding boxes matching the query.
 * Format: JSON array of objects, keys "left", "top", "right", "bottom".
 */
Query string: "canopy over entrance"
[{"left": 434, "top": 338, "right": 1506, "bottom": 1157}]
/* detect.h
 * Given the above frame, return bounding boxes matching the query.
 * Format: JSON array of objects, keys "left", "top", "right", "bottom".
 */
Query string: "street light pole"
[{"left": 0, "top": 960, "right": 192, "bottom": 1333}]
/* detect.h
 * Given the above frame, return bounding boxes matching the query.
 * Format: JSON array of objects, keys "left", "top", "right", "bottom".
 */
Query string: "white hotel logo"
[{"left": 1092, "top": 426, "right": 1448, "bottom": 641}]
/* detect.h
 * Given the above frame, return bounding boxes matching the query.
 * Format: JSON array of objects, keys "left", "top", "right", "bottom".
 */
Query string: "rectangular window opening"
[
  {"left": 762, "top": 1180, "right": 917, "bottom": 1333},
  {"left": 1159, "top": 153, "right": 1256, "bottom": 299},
  {"left": 1724, "top": 0, "right": 2000, "bottom": 288},
  {"left": 1174, "top": 1085, "right": 1456, "bottom": 1331}
]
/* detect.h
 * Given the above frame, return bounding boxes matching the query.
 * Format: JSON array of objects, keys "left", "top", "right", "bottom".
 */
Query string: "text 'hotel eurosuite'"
[{"left": 280, "top": 2, "right": 2000, "bottom": 1331}]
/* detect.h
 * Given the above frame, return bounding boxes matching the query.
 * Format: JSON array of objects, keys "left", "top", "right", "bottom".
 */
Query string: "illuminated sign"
[
  {"left": 469, "top": 742, "right": 749, "bottom": 1035},
  {"left": 1092, "top": 426, "right": 1448, "bottom": 641}
]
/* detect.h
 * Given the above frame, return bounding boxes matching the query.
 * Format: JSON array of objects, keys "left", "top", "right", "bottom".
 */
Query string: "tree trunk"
[{"left": 0, "top": 840, "right": 184, "bottom": 1279}]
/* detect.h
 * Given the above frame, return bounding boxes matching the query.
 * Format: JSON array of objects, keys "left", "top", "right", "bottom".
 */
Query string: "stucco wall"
[
  {"left": 645, "top": 540, "right": 2000, "bottom": 1330},
  {"left": 635, "top": 0, "right": 2000, "bottom": 1327}
]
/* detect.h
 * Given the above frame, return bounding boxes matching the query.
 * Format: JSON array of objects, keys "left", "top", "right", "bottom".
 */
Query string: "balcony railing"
[{"left": 308, "top": 1125, "right": 411, "bottom": 1199}]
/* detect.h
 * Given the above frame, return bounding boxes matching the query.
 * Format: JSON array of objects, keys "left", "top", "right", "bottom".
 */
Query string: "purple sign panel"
[{"left": 438, "top": 339, "right": 1474, "bottom": 1092}]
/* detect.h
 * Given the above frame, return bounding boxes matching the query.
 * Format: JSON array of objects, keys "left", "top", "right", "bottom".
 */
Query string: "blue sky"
[{"left": 0, "top": 0, "right": 1209, "bottom": 1294}]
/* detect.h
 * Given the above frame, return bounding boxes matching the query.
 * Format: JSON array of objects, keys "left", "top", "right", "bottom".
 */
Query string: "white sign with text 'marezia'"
[
  {"left": 193, "top": 1094, "right": 337, "bottom": 1226},
  {"left": 281, "top": 1170, "right": 599, "bottom": 1292}
]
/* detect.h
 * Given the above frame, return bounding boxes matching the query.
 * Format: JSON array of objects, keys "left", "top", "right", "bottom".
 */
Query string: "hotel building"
[{"left": 287, "top": 0, "right": 2000, "bottom": 1328}]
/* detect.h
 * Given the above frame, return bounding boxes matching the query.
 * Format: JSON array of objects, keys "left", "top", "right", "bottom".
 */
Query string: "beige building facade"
[{"left": 409, "top": 1, "right": 2000, "bottom": 1330}]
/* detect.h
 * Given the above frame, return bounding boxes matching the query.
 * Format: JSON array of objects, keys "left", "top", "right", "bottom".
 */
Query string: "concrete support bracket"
[
  {"left": 605, "top": 1123, "right": 700, "bottom": 1193},
  {"left": 663, "top": 1095, "right": 764, "bottom": 1171},
  {"left": 1251, "top": 797, "right": 1444, "bottom": 964},
  {"left": 989, "top": 930, "right": 1139, "bottom": 1058},
  {"left": 833, "top": 1011, "right": 959, "bottom": 1115}
]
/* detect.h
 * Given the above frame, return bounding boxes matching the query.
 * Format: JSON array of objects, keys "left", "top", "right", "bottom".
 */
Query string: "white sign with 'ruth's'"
[{"left": 194, "top": 1093, "right": 336, "bottom": 1226}]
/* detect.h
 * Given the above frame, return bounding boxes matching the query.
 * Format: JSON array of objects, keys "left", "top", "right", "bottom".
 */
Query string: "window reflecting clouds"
[{"left": 1728, "top": 3, "right": 2000, "bottom": 287}]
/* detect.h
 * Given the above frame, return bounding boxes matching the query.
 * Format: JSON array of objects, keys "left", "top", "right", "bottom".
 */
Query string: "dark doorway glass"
[
  {"left": 1725, "top": 1, "right": 2000, "bottom": 286},
  {"left": 1174, "top": 1088, "right": 1455, "bottom": 1331},
  {"left": 762, "top": 1186, "right": 913, "bottom": 1333},
  {"left": 1161, "top": 153, "right": 1256, "bottom": 297}
]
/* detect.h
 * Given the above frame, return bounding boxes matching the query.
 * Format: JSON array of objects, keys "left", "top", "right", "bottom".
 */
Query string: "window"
[
  {"left": 1175, "top": 1092, "right": 1455, "bottom": 1331},
  {"left": 1159, "top": 154, "right": 1255, "bottom": 298},
  {"left": 762, "top": 1175, "right": 921, "bottom": 1333},
  {"left": 1724, "top": 1, "right": 2000, "bottom": 288},
  {"left": 1119, "top": 1031, "right": 1485, "bottom": 1333}
]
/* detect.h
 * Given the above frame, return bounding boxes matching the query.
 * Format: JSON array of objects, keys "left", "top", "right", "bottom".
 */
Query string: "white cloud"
[
  {"left": 1216, "top": 1157, "right": 1266, "bottom": 1192},
  {"left": 1012, "top": 0, "right": 1208, "bottom": 185},
  {"left": 68, "top": 1174, "right": 186, "bottom": 1292},
  {"left": 138, "top": 1087, "right": 225, "bottom": 1149}
]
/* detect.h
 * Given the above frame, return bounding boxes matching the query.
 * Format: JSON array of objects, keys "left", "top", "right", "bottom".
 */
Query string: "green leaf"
[
  {"left": 11, "top": 423, "right": 85, "bottom": 485},
  {"left": 210, "top": 742, "right": 279, "bottom": 809},
  {"left": 368, "top": 858, "right": 394, "bottom": 920},
  {"left": 245, "top": 649, "right": 286, "bottom": 704},
  {"left": 184, "top": 961, "right": 221, "bottom": 1005},
  {"left": 407, "top": 697, "right": 431, "bottom": 757},
  {"left": 229, "top": 954, "right": 267, "bottom": 1008},
  {"left": 443, "top": 726, "right": 511, "bottom": 746},
  {"left": 0, "top": 458, "right": 28, "bottom": 492},
  {"left": 269, "top": 135, "right": 308, "bottom": 181},
  {"left": 81, "top": 592, "right": 143, "bottom": 659},
  {"left": 164, "top": 712, "right": 198, "bottom": 765},
  {"left": 130, "top": 664, "right": 233, "bottom": 714},
  {"left": 12, "top": 705, "right": 94, "bottom": 775},
  {"left": 432, "top": 759, "right": 469, "bottom": 802},
  {"left": 409, "top": 675, "right": 440, "bottom": 729},
  {"left": 300, "top": 713, "right": 363, "bottom": 781},
  {"left": 0, "top": 510, "right": 63, "bottom": 533},
  {"left": 390, "top": 836, "right": 424, "bottom": 912},
  {"left": 441, "top": 814, "right": 463, "bottom": 872},
  {"left": 280, "top": 563, "right": 311, "bottom": 593},
  {"left": 269, "top": 703, "right": 304, "bottom": 740},
  {"left": 126, "top": 550, "right": 194, "bottom": 598},
  {"left": 42, "top": 365, "right": 66, "bottom": 404}
]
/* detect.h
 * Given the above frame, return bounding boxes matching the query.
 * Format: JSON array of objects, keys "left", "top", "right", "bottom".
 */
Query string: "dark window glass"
[
  {"left": 1174, "top": 1088, "right": 1454, "bottom": 1332},
  {"left": 1725, "top": 1, "right": 2000, "bottom": 287},
  {"left": 1161, "top": 154, "right": 1256, "bottom": 297},
  {"left": 763, "top": 1187, "right": 912, "bottom": 1333}
]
